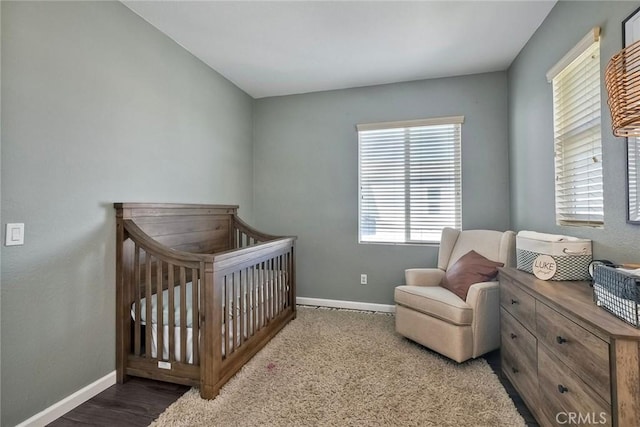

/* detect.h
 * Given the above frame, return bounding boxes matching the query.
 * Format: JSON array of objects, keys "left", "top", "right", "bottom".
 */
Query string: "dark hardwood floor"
[
  {"left": 47, "top": 378, "right": 189, "bottom": 427},
  {"left": 48, "top": 350, "right": 537, "bottom": 426}
]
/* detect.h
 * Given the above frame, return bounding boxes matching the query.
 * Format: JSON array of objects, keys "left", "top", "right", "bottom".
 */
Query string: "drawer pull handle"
[
  {"left": 510, "top": 333, "right": 517, "bottom": 339},
  {"left": 556, "top": 336, "right": 568, "bottom": 344},
  {"left": 512, "top": 367, "right": 519, "bottom": 374},
  {"left": 511, "top": 299, "right": 519, "bottom": 305},
  {"left": 557, "top": 384, "right": 569, "bottom": 394}
]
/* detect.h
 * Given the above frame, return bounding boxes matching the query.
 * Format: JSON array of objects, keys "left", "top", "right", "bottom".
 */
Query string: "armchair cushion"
[
  {"left": 394, "top": 285, "right": 473, "bottom": 325},
  {"left": 441, "top": 250, "right": 504, "bottom": 300}
]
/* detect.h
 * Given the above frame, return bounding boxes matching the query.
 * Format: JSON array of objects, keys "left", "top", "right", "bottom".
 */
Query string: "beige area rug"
[{"left": 151, "top": 307, "right": 525, "bottom": 427}]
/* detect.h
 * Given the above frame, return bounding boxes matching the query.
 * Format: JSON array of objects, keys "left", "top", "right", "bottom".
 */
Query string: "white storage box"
[{"left": 516, "top": 231, "right": 592, "bottom": 281}]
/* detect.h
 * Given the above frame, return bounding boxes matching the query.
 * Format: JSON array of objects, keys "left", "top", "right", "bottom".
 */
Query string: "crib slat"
[
  {"left": 266, "top": 259, "right": 271, "bottom": 321},
  {"left": 275, "top": 257, "right": 279, "bottom": 315},
  {"left": 287, "top": 252, "right": 296, "bottom": 307},
  {"left": 259, "top": 264, "right": 264, "bottom": 328},
  {"left": 273, "top": 257, "right": 277, "bottom": 316},
  {"left": 283, "top": 254, "right": 288, "bottom": 310},
  {"left": 280, "top": 254, "right": 287, "bottom": 311},
  {"left": 157, "top": 260, "right": 164, "bottom": 361},
  {"left": 268, "top": 259, "right": 274, "bottom": 322},
  {"left": 282, "top": 254, "right": 287, "bottom": 309},
  {"left": 269, "top": 258, "right": 274, "bottom": 319},
  {"left": 192, "top": 268, "right": 199, "bottom": 365},
  {"left": 134, "top": 245, "right": 141, "bottom": 356},
  {"left": 253, "top": 267, "right": 257, "bottom": 332},
  {"left": 285, "top": 252, "right": 291, "bottom": 308},
  {"left": 233, "top": 272, "right": 239, "bottom": 351},
  {"left": 250, "top": 265, "right": 258, "bottom": 335},
  {"left": 179, "top": 266, "right": 187, "bottom": 363},
  {"left": 253, "top": 265, "right": 258, "bottom": 335},
  {"left": 260, "top": 262, "right": 269, "bottom": 326},
  {"left": 240, "top": 268, "right": 245, "bottom": 347},
  {"left": 277, "top": 255, "right": 282, "bottom": 314},
  {"left": 276, "top": 256, "right": 280, "bottom": 314},
  {"left": 224, "top": 275, "right": 230, "bottom": 358},
  {"left": 266, "top": 260, "right": 271, "bottom": 322},
  {"left": 232, "top": 272, "right": 238, "bottom": 350},
  {"left": 168, "top": 264, "right": 175, "bottom": 363},
  {"left": 262, "top": 261, "right": 271, "bottom": 325},
  {"left": 233, "top": 270, "right": 242, "bottom": 349},
  {"left": 260, "top": 262, "right": 265, "bottom": 326},
  {"left": 145, "top": 254, "right": 153, "bottom": 358}
]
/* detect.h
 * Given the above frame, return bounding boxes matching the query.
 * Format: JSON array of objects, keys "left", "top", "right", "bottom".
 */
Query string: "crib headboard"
[{"left": 114, "top": 203, "right": 239, "bottom": 254}]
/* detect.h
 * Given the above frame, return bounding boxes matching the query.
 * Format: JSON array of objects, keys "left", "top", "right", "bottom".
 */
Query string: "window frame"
[
  {"left": 547, "top": 27, "right": 604, "bottom": 228},
  {"left": 357, "top": 116, "right": 463, "bottom": 245}
]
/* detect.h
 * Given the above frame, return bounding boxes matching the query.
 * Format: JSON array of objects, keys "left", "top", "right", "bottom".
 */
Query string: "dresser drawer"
[
  {"left": 536, "top": 301, "right": 610, "bottom": 404},
  {"left": 538, "top": 345, "right": 611, "bottom": 426},
  {"left": 501, "top": 308, "right": 539, "bottom": 412},
  {"left": 500, "top": 276, "right": 536, "bottom": 331}
]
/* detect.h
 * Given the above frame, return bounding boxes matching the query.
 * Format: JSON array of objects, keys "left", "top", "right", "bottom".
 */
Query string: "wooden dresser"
[{"left": 499, "top": 267, "right": 640, "bottom": 427}]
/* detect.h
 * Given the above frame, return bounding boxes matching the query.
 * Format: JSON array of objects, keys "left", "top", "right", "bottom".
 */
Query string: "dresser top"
[{"left": 499, "top": 267, "right": 640, "bottom": 341}]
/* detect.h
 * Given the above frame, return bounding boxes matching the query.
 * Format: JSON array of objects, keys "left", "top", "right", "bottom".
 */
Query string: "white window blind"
[
  {"left": 357, "top": 117, "right": 463, "bottom": 244},
  {"left": 550, "top": 29, "right": 603, "bottom": 227},
  {"left": 629, "top": 137, "right": 639, "bottom": 219}
]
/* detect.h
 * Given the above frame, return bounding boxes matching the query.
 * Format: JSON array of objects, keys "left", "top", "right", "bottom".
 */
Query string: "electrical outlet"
[{"left": 360, "top": 274, "right": 367, "bottom": 285}]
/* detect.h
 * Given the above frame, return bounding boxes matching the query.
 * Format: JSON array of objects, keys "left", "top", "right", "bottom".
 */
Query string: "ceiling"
[{"left": 122, "top": 1, "right": 556, "bottom": 99}]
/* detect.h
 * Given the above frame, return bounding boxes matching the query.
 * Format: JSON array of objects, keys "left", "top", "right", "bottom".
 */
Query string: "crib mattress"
[{"left": 132, "top": 281, "right": 196, "bottom": 328}]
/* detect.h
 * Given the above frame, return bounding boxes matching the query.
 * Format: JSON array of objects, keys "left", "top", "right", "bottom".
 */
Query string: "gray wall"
[
  {"left": 508, "top": 1, "right": 640, "bottom": 262},
  {"left": 0, "top": 2, "right": 253, "bottom": 425},
  {"left": 253, "top": 73, "right": 511, "bottom": 305},
  {"left": 11, "top": 0, "right": 639, "bottom": 424}
]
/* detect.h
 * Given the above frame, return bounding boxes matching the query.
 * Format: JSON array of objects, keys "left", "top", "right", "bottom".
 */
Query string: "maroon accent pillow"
[{"left": 442, "top": 250, "right": 504, "bottom": 301}]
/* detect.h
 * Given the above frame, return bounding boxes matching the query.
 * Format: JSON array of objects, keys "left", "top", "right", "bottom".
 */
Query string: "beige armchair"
[{"left": 394, "top": 228, "right": 515, "bottom": 363}]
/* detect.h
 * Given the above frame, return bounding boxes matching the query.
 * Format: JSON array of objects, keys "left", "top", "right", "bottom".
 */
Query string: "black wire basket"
[{"left": 592, "top": 265, "right": 640, "bottom": 328}]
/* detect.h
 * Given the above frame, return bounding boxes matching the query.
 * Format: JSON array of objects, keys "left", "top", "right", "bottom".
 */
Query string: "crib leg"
[
  {"left": 199, "top": 382, "right": 220, "bottom": 400},
  {"left": 116, "top": 368, "right": 128, "bottom": 384}
]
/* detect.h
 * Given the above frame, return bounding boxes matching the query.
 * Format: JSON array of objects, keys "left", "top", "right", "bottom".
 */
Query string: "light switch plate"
[{"left": 5, "top": 223, "right": 25, "bottom": 246}]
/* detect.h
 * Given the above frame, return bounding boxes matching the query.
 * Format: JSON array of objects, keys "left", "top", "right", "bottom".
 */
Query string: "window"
[
  {"left": 357, "top": 117, "right": 463, "bottom": 244},
  {"left": 547, "top": 27, "right": 603, "bottom": 227}
]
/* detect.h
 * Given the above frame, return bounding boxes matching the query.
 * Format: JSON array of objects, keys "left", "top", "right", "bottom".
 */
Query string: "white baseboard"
[
  {"left": 17, "top": 371, "right": 117, "bottom": 427},
  {"left": 297, "top": 297, "right": 395, "bottom": 313}
]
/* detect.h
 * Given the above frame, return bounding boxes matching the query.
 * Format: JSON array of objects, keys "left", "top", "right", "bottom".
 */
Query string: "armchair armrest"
[
  {"left": 405, "top": 268, "right": 445, "bottom": 286},
  {"left": 465, "top": 281, "right": 500, "bottom": 357}
]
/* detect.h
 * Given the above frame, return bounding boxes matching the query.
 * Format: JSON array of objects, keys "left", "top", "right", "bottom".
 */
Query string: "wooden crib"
[{"left": 114, "top": 203, "right": 296, "bottom": 399}]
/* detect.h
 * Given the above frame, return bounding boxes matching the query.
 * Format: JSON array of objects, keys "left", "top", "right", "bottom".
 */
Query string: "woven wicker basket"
[{"left": 605, "top": 39, "right": 640, "bottom": 137}]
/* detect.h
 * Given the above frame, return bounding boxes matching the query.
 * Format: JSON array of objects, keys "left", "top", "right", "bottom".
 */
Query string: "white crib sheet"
[{"left": 133, "top": 281, "right": 196, "bottom": 328}]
